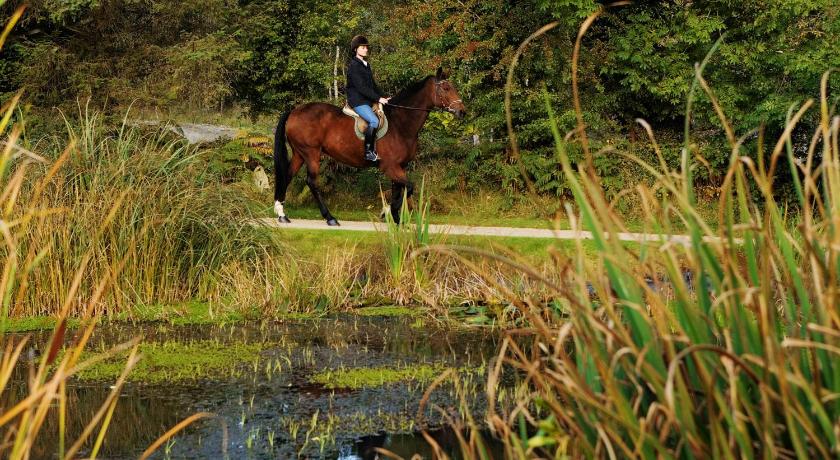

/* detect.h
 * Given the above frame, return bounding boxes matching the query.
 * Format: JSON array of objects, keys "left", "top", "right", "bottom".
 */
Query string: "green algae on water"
[
  {"left": 72, "top": 340, "right": 266, "bottom": 383},
  {"left": 1, "top": 316, "right": 81, "bottom": 333},
  {"left": 310, "top": 365, "right": 444, "bottom": 389}
]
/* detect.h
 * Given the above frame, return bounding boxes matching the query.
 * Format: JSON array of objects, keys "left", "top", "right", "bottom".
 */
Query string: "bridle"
[{"left": 384, "top": 79, "right": 462, "bottom": 113}]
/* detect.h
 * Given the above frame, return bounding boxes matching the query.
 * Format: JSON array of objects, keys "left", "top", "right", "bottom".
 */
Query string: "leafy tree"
[
  {"left": 599, "top": 0, "right": 840, "bottom": 169},
  {"left": 1, "top": 0, "right": 837, "bottom": 195},
  {"left": 232, "top": 0, "right": 360, "bottom": 114}
]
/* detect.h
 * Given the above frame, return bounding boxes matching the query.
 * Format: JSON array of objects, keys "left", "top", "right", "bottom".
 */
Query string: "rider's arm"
[{"left": 372, "top": 79, "right": 390, "bottom": 105}]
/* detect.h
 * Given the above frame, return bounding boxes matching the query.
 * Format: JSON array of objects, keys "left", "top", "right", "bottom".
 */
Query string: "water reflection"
[
  {"left": 7, "top": 315, "right": 500, "bottom": 458},
  {"left": 338, "top": 429, "right": 503, "bottom": 460}
]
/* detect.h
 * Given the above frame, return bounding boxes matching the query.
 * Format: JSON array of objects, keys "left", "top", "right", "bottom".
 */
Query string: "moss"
[
  {"left": 355, "top": 305, "right": 420, "bottom": 317},
  {"left": 71, "top": 340, "right": 266, "bottom": 383},
  {"left": 310, "top": 365, "right": 444, "bottom": 389},
  {"left": 0, "top": 316, "right": 81, "bottom": 333}
]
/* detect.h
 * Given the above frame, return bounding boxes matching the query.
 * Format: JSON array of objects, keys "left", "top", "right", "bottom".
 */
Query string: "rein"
[
  {"left": 385, "top": 103, "right": 434, "bottom": 112},
  {"left": 384, "top": 79, "right": 462, "bottom": 113}
]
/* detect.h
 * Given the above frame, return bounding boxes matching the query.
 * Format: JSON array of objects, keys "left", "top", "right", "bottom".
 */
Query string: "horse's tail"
[{"left": 273, "top": 111, "right": 291, "bottom": 203}]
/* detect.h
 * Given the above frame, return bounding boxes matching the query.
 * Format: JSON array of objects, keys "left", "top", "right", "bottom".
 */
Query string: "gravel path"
[{"left": 255, "top": 217, "right": 732, "bottom": 246}]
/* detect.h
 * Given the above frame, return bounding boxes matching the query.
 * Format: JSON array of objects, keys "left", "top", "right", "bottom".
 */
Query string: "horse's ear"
[{"left": 436, "top": 67, "right": 445, "bottom": 80}]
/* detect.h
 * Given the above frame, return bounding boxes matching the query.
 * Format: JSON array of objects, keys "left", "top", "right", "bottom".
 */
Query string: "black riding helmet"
[{"left": 350, "top": 35, "right": 369, "bottom": 53}]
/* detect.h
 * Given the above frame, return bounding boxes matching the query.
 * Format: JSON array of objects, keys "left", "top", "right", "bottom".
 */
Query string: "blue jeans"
[{"left": 353, "top": 104, "right": 379, "bottom": 129}]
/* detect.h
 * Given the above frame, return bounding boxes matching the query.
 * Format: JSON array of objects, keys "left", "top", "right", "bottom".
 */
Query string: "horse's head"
[{"left": 434, "top": 68, "right": 466, "bottom": 119}]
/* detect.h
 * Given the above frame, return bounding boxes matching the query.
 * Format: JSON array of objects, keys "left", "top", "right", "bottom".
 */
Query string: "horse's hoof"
[
  {"left": 326, "top": 218, "right": 340, "bottom": 226},
  {"left": 278, "top": 216, "right": 291, "bottom": 224}
]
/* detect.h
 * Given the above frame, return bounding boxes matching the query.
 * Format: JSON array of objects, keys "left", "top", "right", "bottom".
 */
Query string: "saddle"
[{"left": 342, "top": 103, "right": 389, "bottom": 140}]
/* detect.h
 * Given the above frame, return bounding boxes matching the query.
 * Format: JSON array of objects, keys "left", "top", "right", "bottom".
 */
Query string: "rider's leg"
[{"left": 353, "top": 104, "right": 380, "bottom": 161}]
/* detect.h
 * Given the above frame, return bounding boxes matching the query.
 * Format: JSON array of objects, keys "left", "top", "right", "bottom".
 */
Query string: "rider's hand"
[{"left": 379, "top": 97, "right": 390, "bottom": 105}]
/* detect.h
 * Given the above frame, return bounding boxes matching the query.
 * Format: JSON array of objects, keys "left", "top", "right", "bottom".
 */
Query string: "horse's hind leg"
[
  {"left": 303, "top": 152, "right": 340, "bottom": 226},
  {"left": 275, "top": 152, "right": 304, "bottom": 222},
  {"left": 284, "top": 153, "right": 304, "bottom": 196}
]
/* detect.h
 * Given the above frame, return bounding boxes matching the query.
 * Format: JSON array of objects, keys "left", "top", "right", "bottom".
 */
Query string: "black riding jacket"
[{"left": 346, "top": 57, "right": 382, "bottom": 108}]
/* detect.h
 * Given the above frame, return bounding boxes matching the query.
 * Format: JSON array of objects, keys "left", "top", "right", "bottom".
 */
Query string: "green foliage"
[
  {"left": 2, "top": 0, "right": 838, "bottom": 196},
  {"left": 3, "top": 0, "right": 245, "bottom": 109},
  {"left": 159, "top": 33, "right": 250, "bottom": 109},
  {"left": 231, "top": 1, "right": 360, "bottom": 113},
  {"left": 598, "top": 0, "right": 840, "bottom": 171},
  {"left": 29, "top": 0, "right": 100, "bottom": 24},
  {"left": 208, "top": 134, "right": 273, "bottom": 182},
  {"left": 370, "top": 0, "right": 839, "bottom": 196}
]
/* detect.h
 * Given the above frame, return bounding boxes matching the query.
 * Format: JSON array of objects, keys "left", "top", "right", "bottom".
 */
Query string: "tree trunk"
[{"left": 333, "top": 45, "right": 340, "bottom": 102}]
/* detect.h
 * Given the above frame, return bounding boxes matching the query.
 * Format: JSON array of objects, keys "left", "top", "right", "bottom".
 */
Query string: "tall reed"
[
  {"left": 9, "top": 103, "right": 280, "bottom": 316},
  {"left": 0, "top": 8, "right": 208, "bottom": 457},
  {"left": 437, "top": 10, "right": 840, "bottom": 459},
  {"left": 0, "top": 110, "right": 209, "bottom": 456},
  {"left": 382, "top": 178, "right": 436, "bottom": 304}
]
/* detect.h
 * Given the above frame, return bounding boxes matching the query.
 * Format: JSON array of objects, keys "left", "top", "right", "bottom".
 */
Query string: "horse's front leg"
[
  {"left": 384, "top": 167, "right": 413, "bottom": 225},
  {"left": 378, "top": 179, "right": 415, "bottom": 223},
  {"left": 390, "top": 181, "right": 406, "bottom": 224}
]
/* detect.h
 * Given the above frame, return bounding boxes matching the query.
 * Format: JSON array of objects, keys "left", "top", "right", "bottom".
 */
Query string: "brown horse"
[{"left": 273, "top": 68, "right": 466, "bottom": 225}]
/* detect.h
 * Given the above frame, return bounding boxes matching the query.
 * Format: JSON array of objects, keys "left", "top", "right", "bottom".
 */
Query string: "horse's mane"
[{"left": 387, "top": 76, "right": 433, "bottom": 105}]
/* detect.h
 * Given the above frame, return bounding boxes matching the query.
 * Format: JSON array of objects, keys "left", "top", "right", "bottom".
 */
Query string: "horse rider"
[{"left": 346, "top": 35, "right": 390, "bottom": 162}]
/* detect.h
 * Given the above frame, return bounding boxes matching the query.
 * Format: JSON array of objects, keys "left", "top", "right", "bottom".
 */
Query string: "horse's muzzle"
[{"left": 452, "top": 109, "right": 466, "bottom": 120}]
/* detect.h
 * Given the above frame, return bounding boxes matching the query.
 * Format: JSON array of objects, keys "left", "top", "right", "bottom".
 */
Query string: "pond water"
[{"left": 6, "top": 315, "right": 505, "bottom": 459}]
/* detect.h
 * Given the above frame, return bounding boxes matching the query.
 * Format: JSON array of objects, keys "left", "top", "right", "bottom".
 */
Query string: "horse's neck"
[{"left": 390, "top": 86, "right": 432, "bottom": 140}]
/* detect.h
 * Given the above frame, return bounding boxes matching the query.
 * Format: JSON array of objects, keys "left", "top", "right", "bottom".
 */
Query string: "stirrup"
[{"left": 364, "top": 150, "right": 379, "bottom": 162}]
